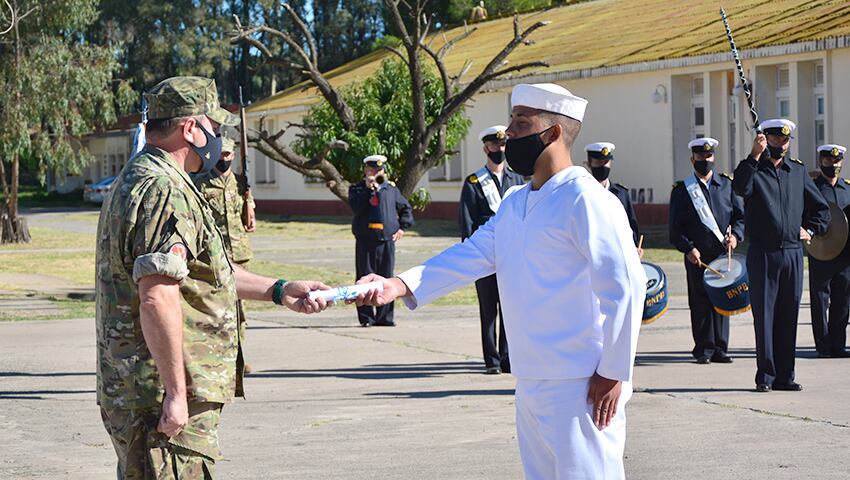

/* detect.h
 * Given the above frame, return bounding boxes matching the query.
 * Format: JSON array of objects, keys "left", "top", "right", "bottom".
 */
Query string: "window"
[
  {"left": 694, "top": 107, "right": 705, "bottom": 127},
  {"left": 692, "top": 77, "right": 704, "bottom": 96},
  {"left": 429, "top": 144, "right": 463, "bottom": 182},
  {"left": 690, "top": 74, "right": 705, "bottom": 139},
  {"left": 778, "top": 99, "right": 791, "bottom": 118},
  {"left": 253, "top": 119, "right": 276, "bottom": 184},
  {"left": 815, "top": 63, "right": 825, "bottom": 87},
  {"left": 729, "top": 94, "right": 738, "bottom": 162},
  {"left": 109, "top": 154, "right": 118, "bottom": 175},
  {"left": 631, "top": 188, "right": 653, "bottom": 204},
  {"left": 814, "top": 60, "right": 825, "bottom": 154},
  {"left": 777, "top": 65, "right": 790, "bottom": 89},
  {"left": 775, "top": 64, "right": 790, "bottom": 120}
]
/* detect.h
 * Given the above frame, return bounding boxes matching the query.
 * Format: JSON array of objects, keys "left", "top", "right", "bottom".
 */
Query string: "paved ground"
[{"left": 1, "top": 303, "right": 848, "bottom": 479}]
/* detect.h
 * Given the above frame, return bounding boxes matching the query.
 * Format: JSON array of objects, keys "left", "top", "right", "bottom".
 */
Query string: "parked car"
[{"left": 83, "top": 176, "right": 116, "bottom": 203}]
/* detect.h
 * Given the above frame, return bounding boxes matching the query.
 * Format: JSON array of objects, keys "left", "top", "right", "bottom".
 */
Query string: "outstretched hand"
[
  {"left": 283, "top": 280, "right": 332, "bottom": 314},
  {"left": 350, "top": 274, "right": 409, "bottom": 307}
]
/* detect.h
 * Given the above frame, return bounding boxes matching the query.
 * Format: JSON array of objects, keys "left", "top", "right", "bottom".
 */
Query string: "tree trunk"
[{"left": 0, "top": 153, "right": 30, "bottom": 244}]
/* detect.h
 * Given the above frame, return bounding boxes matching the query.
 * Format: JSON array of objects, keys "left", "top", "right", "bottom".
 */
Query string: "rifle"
[
  {"left": 720, "top": 7, "right": 760, "bottom": 132},
  {"left": 238, "top": 86, "right": 256, "bottom": 232}
]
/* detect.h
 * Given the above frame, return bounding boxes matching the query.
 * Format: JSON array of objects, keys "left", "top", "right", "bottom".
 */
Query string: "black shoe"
[
  {"left": 772, "top": 382, "right": 803, "bottom": 391},
  {"left": 696, "top": 356, "right": 711, "bottom": 364},
  {"left": 360, "top": 321, "right": 374, "bottom": 328},
  {"left": 373, "top": 320, "right": 396, "bottom": 327},
  {"left": 485, "top": 366, "right": 501, "bottom": 375},
  {"left": 711, "top": 353, "right": 734, "bottom": 364},
  {"left": 831, "top": 350, "right": 850, "bottom": 358},
  {"left": 755, "top": 383, "right": 771, "bottom": 393}
]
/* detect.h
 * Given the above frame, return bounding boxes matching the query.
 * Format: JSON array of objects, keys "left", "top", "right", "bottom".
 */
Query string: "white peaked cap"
[
  {"left": 585, "top": 142, "right": 616, "bottom": 153},
  {"left": 688, "top": 137, "right": 720, "bottom": 149},
  {"left": 510, "top": 83, "right": 588, "bottom": 122},
  {"left": 362, "top": 154, "right": 387, "bottom": 164},
  {"left": 761, "top": 118, "right": 797, "bottom": 134},
  {"left": 478, "top": 125, "right": 508, "bottom": 141},
  {"left": 818, "top": 144, "right": 847, "bottom": 155}
]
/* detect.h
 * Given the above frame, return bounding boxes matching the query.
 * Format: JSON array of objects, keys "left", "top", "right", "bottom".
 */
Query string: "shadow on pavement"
[
  {"left": 364, "top": 389, "right": 515, "bottom": 399},
  {"left": 250, "top": 361, "right": 485, "bottom": 380},
  {"left": 0, "top": 371, "right": 94, "bottom": 377},
  {"left": 636, "top": 387, "right": 754, "bottom": 394},
  {"left": 0, "top": 389, "right": 96, "bottom": 400}
]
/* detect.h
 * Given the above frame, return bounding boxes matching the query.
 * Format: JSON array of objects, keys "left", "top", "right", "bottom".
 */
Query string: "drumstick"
[
  {"left": 700, "top": 261, "right": 725, "bottom": 278},
  {"left": 726, "top": 225, "right": 732, "bottom": 272},
  {"left": 638, "top": 235, "right": 644, "bottom": 250}
]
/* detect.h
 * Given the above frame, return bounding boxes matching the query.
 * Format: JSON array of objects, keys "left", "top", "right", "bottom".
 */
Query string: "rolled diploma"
[{"left": 307, "top": 281, "right": 384, "bottom": 301}]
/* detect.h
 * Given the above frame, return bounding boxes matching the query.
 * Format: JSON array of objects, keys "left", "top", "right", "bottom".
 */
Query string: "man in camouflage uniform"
[
  {"left": 193, "top": 134, "right": 255, "bottom": 376},
  {"left": 96, "top": 76, "right": 330, "bottom": 479}
]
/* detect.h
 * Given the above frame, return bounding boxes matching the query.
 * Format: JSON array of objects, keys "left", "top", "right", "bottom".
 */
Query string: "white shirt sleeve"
[
  {"left": 570, "top": 190, "right": 646, "bottom": 382},
  {"left": 397, "top": 214, "right": 497, "bottom": 309}
]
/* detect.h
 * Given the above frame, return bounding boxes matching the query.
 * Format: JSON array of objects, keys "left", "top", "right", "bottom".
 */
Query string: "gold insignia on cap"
[
  {"left": 703, "top": 143, "right": 712, "bottom": 151},
  {"left": 496, "top": 130, "right": 506, "bottom": 140},
  {"left": 832, "top": 147, "right": 840, "bottom": 157},
  {"left": 781, "top": 125, "right": 791, "bottom": 136},
  {"left": 601, "top": 147, "right": 610, "bottom": 156}
]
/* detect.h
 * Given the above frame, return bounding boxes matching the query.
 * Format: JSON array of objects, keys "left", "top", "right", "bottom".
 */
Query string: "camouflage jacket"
[
  {"left": 95, "top": 146, "right": 241, "bottom": 410},
  {"left": 193, "top": 172, "right": 252, "bottom": 263}
]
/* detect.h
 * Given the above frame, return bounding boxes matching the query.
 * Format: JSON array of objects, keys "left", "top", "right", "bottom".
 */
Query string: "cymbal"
[{"left": 806, "top": 202, "right": 849, "bottom": 261}]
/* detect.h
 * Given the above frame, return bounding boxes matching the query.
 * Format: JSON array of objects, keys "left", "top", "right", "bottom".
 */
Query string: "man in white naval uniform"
[{"left": 354, "top": 83, "right": 646, "bottom": 479}]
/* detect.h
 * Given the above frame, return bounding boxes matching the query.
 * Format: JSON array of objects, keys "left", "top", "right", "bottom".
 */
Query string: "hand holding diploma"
[{"left": 345, "top": 274, "right": 411, "bottom": 306}]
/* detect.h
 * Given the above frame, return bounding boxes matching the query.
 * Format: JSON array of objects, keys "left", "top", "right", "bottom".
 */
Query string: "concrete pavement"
[{"left": 1, "top": 302, "right": 848, "bottom": 479}]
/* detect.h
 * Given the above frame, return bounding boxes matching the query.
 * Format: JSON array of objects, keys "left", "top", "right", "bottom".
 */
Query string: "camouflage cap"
[
  {"left": 221, "top": 136, "right": 236, "bottom": 154},
  {"left": 144, "top": 76, "right": 238, "bottom": 126}
]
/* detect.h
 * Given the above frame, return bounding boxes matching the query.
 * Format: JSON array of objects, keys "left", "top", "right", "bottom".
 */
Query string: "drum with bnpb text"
[
  {"left": 642, "top": 262, "right": 668, "bottom": 325},
  {"left": 703, "top": 254, "right": 751, "bottom": 316}
]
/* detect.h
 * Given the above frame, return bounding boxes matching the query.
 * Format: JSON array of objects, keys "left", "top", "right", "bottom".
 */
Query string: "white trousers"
[{"left": 515, "top": 377, "right": 632, "bottom": 480}]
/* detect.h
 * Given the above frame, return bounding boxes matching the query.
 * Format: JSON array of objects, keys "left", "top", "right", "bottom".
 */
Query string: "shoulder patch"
[
  {"left": 720, "top": 172, "right": 733, "bottom": 180},
  {"left": 615, "top": 182, "right": 628, "bottom": 190},
  {"left": 388, "top": 180, "right": 396, "bottom": 187},
  {"left": 672, "top": 181, "right": 683, "bottom": 189},
  {"left": 844, "top": 179, "right": 850, "bottom": 185},
  {"left": 789, "top": 157, "right": 804, "bottom": 165},
  {"left": 468, "top": 175, "right": 479, "bottom": 184},
  {"left": 168, "top": 243, "right": 188, "bottom": 261}
]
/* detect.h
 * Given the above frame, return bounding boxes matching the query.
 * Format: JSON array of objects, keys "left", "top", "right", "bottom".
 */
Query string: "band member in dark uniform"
[
  {"left": 349, "top": 154, "right": 414, "bottom": 327},
  {"left": 459, "top": 125, "right": 525, "bottom": 374},
  {"left": 585, "top": 142, "right": 643, "bottom": 257},
  {"left": 733, "top": 119, "right": 830, "bottom": 392},
  {"left": 809, "top": 144, "right": 850, "bottom": 358},
  {"left": 669, "top": 137, "right": 744, "bottom": 364}
]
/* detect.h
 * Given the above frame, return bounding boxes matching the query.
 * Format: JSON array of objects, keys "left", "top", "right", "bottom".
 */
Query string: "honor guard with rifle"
[
  {"left": 733, "top": 119, "right": 831, "bottom": 392},
  {"left": 669, "top": 137, "right": 744, "bottom": 364},
  {"left": 585, "top": 142, "right": 643, "bottom": 257},
  {"left": 194, "top": 131, "right": 255, "bottom": 376},
  {"left": 349, "top": 155, "right": 414, "bottom": 327},
  {"left": 459, "top": 125, "right": 525, "bottom": 374},
  {"left": 808, "top": 144, "right": 850, "bottom": 358}
]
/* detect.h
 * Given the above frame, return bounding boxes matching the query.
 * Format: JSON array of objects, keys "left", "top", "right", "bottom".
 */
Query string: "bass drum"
[
  {"left": 642, "top": 262, "right": 668, "bottom": 325},
  {"left": 703, "top": 254, "right": 751, "bottom": 316}
]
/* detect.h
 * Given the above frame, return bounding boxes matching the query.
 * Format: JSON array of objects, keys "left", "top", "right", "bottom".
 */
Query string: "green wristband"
[{"left": 272, "top": 279, "right": 288, "bottom": 305}]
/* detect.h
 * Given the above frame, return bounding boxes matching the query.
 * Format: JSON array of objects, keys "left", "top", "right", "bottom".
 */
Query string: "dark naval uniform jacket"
[
  {"left": 608, "top": 181, "right": 640, "bottom": 245},
  {"left": 459, "top": 168, "right": 525, "bottom": 240},
  {"left": 812, "top": 175, "right": 850, "bottom": 260},
  {"left": 349, "top": 180, "right": 414, "bottom": 240},
  {"left": 669, "top": 172, "right": 745, "bottom": 259}
]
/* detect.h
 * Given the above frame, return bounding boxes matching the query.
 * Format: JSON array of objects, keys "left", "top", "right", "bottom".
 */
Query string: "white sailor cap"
[
  {"left": 479, "top": 125, "right": 507, "bottom": 143},
  {"left": 363, "top": 154, "right": 387, "bottom": 166},
  {"left": 818, "top": 144, "right": 846, "bottom": 159},
  {"left": 688, "top": 137, "right": 719, "bottom": 153},
  {"left": 585, "top": 142, "right": 615, "bottom": 159},
  {"left": 511, "top": 83, "right": 588, "bottom": 122},
  {"left": 761, "top": 119, "right": 796, "bottom": 137}
]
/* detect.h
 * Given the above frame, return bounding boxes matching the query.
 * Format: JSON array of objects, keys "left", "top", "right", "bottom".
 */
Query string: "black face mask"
[
  {"left": 215, "top": 158, "right": 232, "bottom": 174},
  {"left": 189, "top": 122, "right": 223, "bottom": 175},
  {"left": 590, "top": 165, "right": 610, "bottom": 182},
  {"left": 486, "top": 150, "right": 505, "bottom": 165},
  {"left": 694, "top": 160, "right": 714, "bottom": 177},
  {"left": 504, "top": 127, "right": 553, "bottom": 176},
  {"left": 766, "top": 145, "right": 786, "bottom": 160},
  {"left": 821, "top": 165, "right": 840, "bottom": 178}
]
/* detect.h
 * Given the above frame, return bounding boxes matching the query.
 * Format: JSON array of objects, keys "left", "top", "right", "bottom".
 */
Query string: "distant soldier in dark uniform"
[
  {"left": 809, "top": 144, "right": 850, "bottom": 358},
  {"left": 669, "top": 137, "right": 745, "bottom": 364},
  {"left": 459, "top": 125, "right": 525, "bottom": 374},
  {"left": 585, "top": 142, "right": 643, "bottom": 258},
  {"left": 733, "top": 119, "right": 830, "bottom": 392},
  {"left": 349, "top": 154, "right": 414, "bottom": 327}
]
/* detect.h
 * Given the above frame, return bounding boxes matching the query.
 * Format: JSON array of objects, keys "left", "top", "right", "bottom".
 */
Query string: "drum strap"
[
  {"left": 475, "top": 166, "right": 502, "bottom": 213},
  {"left": 684, "top": 175, "right": 725, "bottom": 244}
]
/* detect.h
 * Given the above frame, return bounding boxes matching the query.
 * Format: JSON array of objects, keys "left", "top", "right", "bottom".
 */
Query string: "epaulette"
[
  {"left": 672, "top": 180, "right": 683, "bottom": 189},
  {"left": 388, "top": 180, "right": 397, "bottom": 187},
  {"left": 720, "top": 173, "right": 733, "bottom": 180},
  {"left": 844, "top": 178, "right": 850, "bottom": 186},
  {"left": 468, "top": 174, "right": 479, "bottom": 184},
  {"left": 614, "top": 182, "right": 628, "bottom": 191},
  {"left": 789, "top": 157, "right": 804, "bottom": 165}
]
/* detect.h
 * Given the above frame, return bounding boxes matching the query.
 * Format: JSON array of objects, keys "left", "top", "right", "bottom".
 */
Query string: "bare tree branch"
[
  {"left": 383, "top": 45, "right": 409, "bottom": 66},
  {"left": 384, "top": 0, "right": 412, "bottom": 47},
  {"left": 282, "top": 3, "right": 318, "bottom": 67}
]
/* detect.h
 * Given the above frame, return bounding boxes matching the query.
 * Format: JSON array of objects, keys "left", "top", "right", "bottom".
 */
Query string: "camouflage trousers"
[{"left": 100, "top": 402, "right": 224, "bottom": 480}]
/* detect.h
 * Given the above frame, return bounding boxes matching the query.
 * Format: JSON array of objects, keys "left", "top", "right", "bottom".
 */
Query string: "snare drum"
[
  {"left": 703, "top": 254, "right": 751, "bottom": 316},
  {"left": 642, "top": 262, "right": 668, "bottom": 325}
]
